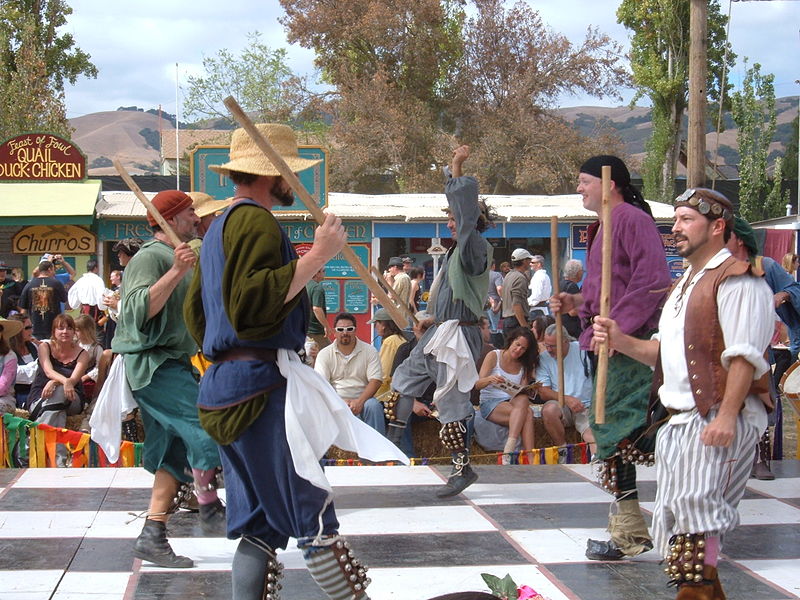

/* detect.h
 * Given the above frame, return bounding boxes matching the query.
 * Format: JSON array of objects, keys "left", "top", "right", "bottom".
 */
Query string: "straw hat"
[
  {"left": 0, "top": 317, "right": 23, "bottom": 341},
  {"left": 188, "top": 191, "right": 233, "bottom": 219},
  {"left": 209, "top": 124, "right": 321, "bottom": 178}
]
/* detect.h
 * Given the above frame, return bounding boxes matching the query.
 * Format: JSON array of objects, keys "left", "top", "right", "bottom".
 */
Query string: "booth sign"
[
  {"left": 0, "top": 133, "right": 86, "bottom": 182},
  {"left": 13, "top": 225, "right": 96, "bottom": 254}
]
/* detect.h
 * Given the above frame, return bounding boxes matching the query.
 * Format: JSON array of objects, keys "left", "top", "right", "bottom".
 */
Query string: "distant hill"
[
  {"left": 71, "top": 97, "right": 798, "bottom": 178},
  {"left": 69, "top": 110, "right": 174, "bottom": 176},
  {"left": 554, "top": 96, "right": 797, "bottom": 178}
]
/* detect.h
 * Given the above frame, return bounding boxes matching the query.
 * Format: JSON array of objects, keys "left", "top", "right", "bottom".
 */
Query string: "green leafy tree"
[
  {"left": 783, "top": 113, "right": 798, "bottom": 183},
  {"left": 732, "top": 61, "right": 785, "bottom": 221},
  {"left": 0, "top": 0, "right": 97, "bottom": 90},
  {"left": 183, "top": 32, "right": 315, "bottom": 127},
  {"left": 617, "top": 0, "right": 734, "bottom": 203},
  {"left": 0, "top": 17, "right": 71, "bottom": 140},
  {"left": 0, "top": 1, "right": 96, "bottom": 138}
]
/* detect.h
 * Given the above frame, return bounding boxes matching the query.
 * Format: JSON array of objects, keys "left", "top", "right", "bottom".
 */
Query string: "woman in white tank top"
[{"left": 476, "top": 327, "right": 539, "bottom": 463}]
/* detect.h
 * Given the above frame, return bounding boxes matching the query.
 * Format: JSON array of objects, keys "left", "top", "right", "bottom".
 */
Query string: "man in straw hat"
[
  {"left": 112, "top": 190, "right": 225, "bottom": 568},
  {"left": 384, "top": 145, "right": 494, "bottom": 497},
  {"left": 188, "top": 191, "right": 233, "bottom": 237},
  {"left": 184, "top": 123, "right": 382, "bottom": 600},
  {"left": 551, "top": 156, "right": 670, "bottom": 561},
  {"left": 592, "top": 188, "right": 773, "bottom": 599}
]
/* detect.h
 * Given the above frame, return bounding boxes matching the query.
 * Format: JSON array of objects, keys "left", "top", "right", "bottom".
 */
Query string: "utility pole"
[{"left": 687, "top": 0, "right": 708, "bottom": 188}]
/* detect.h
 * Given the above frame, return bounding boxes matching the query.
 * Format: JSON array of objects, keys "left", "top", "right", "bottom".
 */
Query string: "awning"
[{"left": 0, "top": 180, "right": 101, "bottom": 225}]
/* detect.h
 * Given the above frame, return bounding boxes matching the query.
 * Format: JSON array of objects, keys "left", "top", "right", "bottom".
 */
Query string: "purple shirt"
[{"left": 579, "top": 202, "right": 671, "bottom": 349}]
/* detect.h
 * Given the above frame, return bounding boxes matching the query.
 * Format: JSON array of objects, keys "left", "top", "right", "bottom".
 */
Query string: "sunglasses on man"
[{"left": 334, "top": 326, "right": 356, "bottom": 333}]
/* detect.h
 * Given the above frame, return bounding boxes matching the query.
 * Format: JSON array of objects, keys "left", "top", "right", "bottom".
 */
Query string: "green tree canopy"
[
  {"left": 617, "top": 0, "right": 734, "bottom": 203},
  {"left": 182, "top": 32, "right": 314, "bottom": 127}
]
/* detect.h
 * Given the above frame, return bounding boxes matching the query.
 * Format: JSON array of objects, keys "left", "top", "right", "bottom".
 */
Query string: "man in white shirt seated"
[
  {"left": 537, "top": 324, "right": 596, "bottom": 459},
  {"left": 314, "top": 312, "right": 386, "bottom": 435}
]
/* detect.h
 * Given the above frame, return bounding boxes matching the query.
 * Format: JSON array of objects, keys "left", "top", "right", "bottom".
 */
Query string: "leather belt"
[
  {"left": 665, "top": 407, "right": 693, "bottom": 417},
  {"left": 214, "top": 347, "right": 278, "bottom": 363}
]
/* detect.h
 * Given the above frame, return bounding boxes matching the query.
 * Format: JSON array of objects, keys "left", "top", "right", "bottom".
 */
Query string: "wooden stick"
[
  {"left": 550, "top": 216, "right": 565, "bottom": 407},
  {"left": 223, "top": 95, "right": 407, "bottom": 329},
  {"left": 594, "top": 165, "right": 613, "bottom": 424},
  {"left": 113, "top": 159, "right": 182, "bottom": 248},
  {"left": 370, "top": 266, "right": 418, "bottom": 325}
]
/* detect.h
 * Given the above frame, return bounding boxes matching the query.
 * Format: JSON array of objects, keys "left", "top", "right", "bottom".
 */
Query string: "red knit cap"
[{"left": 147, "top": 190, "right": 193, "bottom": 227}]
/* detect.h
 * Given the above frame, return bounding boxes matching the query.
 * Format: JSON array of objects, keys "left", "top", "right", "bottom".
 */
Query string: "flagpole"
[{"left": 175, "top": 62, "right": 180, "bottom": 190}]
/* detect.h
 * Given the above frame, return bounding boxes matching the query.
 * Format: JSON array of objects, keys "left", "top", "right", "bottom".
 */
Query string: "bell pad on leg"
[
  {"left": 303, "top": 536, "right": 371, "bottom": 600},
  {"left": 439, "top": 420, "right": 468, "bottom": 452},
  {"left": 380, "top": 391, "right": 400, "bottom": 422},
  {"left": 665, "top": 533, "right": 709, "bottom": 587}
]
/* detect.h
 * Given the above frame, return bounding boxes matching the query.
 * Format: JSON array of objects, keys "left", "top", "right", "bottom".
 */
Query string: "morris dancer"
[
  {"left": 385, "top": 145, "right": 493, "bottom": 497},
  {"left": 185, "top": 123, "right": 405, "bottom": 600},
  {"left": 592, "top": 188, "right": 772, "bottom": 599},
  {"left": 112, "top": 190, "right": 224, "bottom": 568},
  {"left": 551, "top": 156, "right": 670, "bottom": 560}
]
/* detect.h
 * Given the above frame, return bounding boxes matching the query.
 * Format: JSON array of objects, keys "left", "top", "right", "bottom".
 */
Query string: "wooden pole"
[
  {"left": 687, "top": 0, "right": 708, "bottom": 188},
  {"left": 113, "top": 158, "right": 182, "bottom": 248},
  {"left": 223, "top": 96, "right": 407, "bottom": 330},
  {"left": 594, "top": 166, "right": 613, "bottom": 424},
  {"left": 550, "top": 216, "right": 564, "bottom": 406},
  {"left": 370, "top": 266, "right": 418, "bottom": 325}
]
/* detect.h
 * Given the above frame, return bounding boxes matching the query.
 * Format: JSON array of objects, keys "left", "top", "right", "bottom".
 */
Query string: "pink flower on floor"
[{"left": 517, "top": 585, "right": 547, "bottom": 600}]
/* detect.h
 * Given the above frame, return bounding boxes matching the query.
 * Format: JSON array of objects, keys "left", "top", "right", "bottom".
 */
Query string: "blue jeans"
[
  {"left": 486, "top": 307, "right": 501, "bottom": 333},
  {"left": 358, "top": 397, "right": 386, "bottom": 435}
]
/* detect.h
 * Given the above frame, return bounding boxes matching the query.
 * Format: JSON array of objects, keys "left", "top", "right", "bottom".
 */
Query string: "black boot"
[
  {"left": 199, "top": 498, "right": 227, "bottom": 536},
  {"left": 436, "top": 452, "right": 478, "bottom": 498},
  {"left": 751, "top": 429, "right": 774, "bottom": 480},
  {"left": 133, "top": 518, "right": 193, "bottom": 568}
]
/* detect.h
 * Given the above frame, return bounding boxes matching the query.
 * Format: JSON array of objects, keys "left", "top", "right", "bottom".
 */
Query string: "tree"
[
  {"left": 0, "top": 1, "right": 96, "bottom": 139},
  {"left": 280, "top": 0, "right": 465, "bottom": 192},
  {"left": 0, "top": 0, "right": 97, "bottom": 90},
  {"left": 732, "top": 61, "right": 786, "bottom": 222},
  {"left": 617, "top": 0, "right": 734, "bottom": 203},
  {"left": 0, "top": 17, "right": 71, "bottom": 140},
  {"left": 280, "top": 0, "right": 629, "bottom": 193},
  {"left": 183, "top": 32, "right": 314, "bottom": 127},
  {"left": 457, "top": 0, "right": 629, "bottom": 193}
]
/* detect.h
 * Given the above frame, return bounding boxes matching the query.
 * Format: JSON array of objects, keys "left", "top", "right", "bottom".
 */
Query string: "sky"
[{"left": 61, "top": 0, "right": 800, "bottom": 120}]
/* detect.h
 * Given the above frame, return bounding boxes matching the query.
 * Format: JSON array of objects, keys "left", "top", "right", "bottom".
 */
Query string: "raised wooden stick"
[
  {"left": 370, "top": 266, "right": 418, "bottom": 325},
  {"left": 550, "top": 216, "right": 565, "bottom": 407},
  {"left": 113, "top": 158, "right": 182, "bottom": 247},
  {"left": 594, "top": 165, "right": 613, "bottom": 424},
  {"left": 223, "top": 95, "right": 407, "bottom": 329}
]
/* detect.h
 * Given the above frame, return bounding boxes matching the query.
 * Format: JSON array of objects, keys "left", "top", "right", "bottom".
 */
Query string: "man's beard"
[{"left": 271, "top": 178, "right": 295, "bottom": 206}]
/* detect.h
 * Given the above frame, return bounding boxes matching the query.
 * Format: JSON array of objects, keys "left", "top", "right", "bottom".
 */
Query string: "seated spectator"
[
  {"left": 560, "top": 259, "right": 584, "bottom": 340},
  {"left": 75, "top": 314, "right": 113, "bottom": 431},
  {"left": 8, "top": 314, "right": 38, "bottom": 408},
  {"left": 0, "top": 318, "right": 22, "bottom": 414},
  {"left": 531, "top": 314, "right": 554, "bottom": 354},
  {"left": 370, "top": 309, "right": 408, "bottom": 397},
  {"left": 475, "top": 327, "right": 539, "bottom": 463},
  {"left": 537, "top": 324, "right": 596, "bottom": 459},
  {"left": 314, "top": 312, "right": 385, "bottom": 435},
  {"left": 390, "top": 311, "right": 436, "bottom": 456},
  {"left": 27, "top": 314, "right": 90, "bottom": 466}
]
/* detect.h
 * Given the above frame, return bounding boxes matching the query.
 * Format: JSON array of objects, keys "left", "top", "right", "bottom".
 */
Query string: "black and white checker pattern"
[{"left": 0, "top": 463, "right": 798, "bottom": 599}]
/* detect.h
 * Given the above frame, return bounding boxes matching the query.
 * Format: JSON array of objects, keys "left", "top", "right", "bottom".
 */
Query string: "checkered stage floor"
[{"left": 0, "top": 462, "right": 798, "bottom": 600}]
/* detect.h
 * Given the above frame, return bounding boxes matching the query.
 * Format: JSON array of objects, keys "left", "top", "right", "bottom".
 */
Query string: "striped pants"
[{"left": 651, "top": 407, "right": 761, "bottom": 556}]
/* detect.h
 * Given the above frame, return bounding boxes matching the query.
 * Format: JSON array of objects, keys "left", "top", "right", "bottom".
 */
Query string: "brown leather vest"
[{"left": 657, "top": 255, "right": 771, "bottom": 417}]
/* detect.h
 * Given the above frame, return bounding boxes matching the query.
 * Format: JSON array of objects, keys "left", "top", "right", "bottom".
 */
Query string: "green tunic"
[
  {"left": 184, "top": 204, "right": 299, "bottom": 349},
  {"left": 112, "top": 239, "right": 197, "bottom": 391}
]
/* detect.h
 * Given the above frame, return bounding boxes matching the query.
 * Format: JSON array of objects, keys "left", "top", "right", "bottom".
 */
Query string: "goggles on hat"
[{"left": 675, "top": 188, "right": 732, "bottom": 223}]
